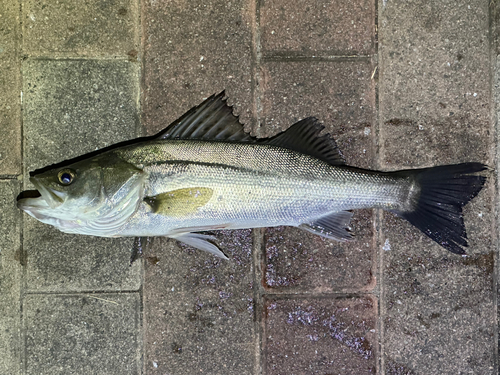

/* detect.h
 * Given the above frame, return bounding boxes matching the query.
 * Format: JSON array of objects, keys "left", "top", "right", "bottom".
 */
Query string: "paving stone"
[
  {"left": 0, "top": 0, "right": 19, "bottom": 58},
  {"left": 22, "top": 59, "right": 141, "bottom": 292},
  {"left": 142, "top": 3, "right": 256, "bottom": 372},
  {"left": 259, "top": 60, "right": 375, "bottom": 168},
  {"left": 259, "top": 60, "right": 376, "bottom": 294},
  {"left": 263, "top": 296, "right": 377, "bottom": 374},
  {"left": 23, "top": 59, "right": 140, "bottom": 170},
  {"left": 143, "top": 0, "right": 254, "bottom": 135},
  {"left": 24, "top": 293, "right": 141, "bottom": 375},
  {"left": 264, "top": 211, "right": 375, "bottom": 293},
  {"left": 0, "top": 181, "right": 21, "bottom": 375},
  {"left": 379, "top": 0, "right": 494, "bottom": 373},
  {"left": 22, "top": 0, "right": 139, "bottom": 57},
  {"left": 382, "top": 212, "right": 495, "bottom": 374},
  {"left": 379, "top": 0, "right": 490, "bottom": 168},
  {"left": 0, "top": 0, "right": 21, "bottom": 175},
  {"left": 260, "top": 0, "right": 375, "bottom": 56},
  {"left": 144, "top": 231, "right": 256, "bottom": 375}
]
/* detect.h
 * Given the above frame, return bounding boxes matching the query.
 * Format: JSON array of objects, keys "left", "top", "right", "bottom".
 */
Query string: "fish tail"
[{"left": 392, "top": 162, "right": 487, "bottom": 254}]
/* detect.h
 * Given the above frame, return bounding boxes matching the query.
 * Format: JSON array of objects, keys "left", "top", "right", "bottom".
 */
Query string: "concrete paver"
[
  {"left": 379, "top": 0, "right": 495, "bottom": 373},
  {"left": 22, "top": 59, "right": 141, "bottom": 292},
  {"left": 264, "top": 213, "right": 375, "bottom": 293},
  {"left": 22, "top": 59, "right": 140, "bottom": 170},
  {"left": 144, "top": 231, "right": 256, "bottom": 374},
  {"left": 259, "top": 60, "right": 375, "bottom": 167},
  {"left": 0, "top": 181, "right": 21, "bottom": 375},
  {"left": 264, "top": 296, "right": 377, "bottom": 374},
  {"left": 260, "top": 0, "right": 375, "bottom": 56},
  {"left": 22, "top": 0, "right": 139, "bottom": 57},
  {"left": 24, "top": 293, "right": 141, "bottom": 375},
  {"left": 142, "top": 0, "right": 255, "bottom": 135},
  {"left": 0, "top": 0, "right": 21, "bottom": 176}
]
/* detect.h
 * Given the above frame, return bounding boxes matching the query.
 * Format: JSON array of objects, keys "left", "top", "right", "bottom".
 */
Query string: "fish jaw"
[{"left": 17, "top": 175, "right": 65, "bottom": 217}]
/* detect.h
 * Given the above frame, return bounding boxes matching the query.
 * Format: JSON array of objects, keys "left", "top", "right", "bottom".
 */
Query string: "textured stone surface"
[
  {"left": 23, "top": 59, "right": 140, "bottom": 170},
  {"left": 0, "top": 181, "right": 21, "bottom": 375},
  {"left": 260, "top": 0, "right": 375, "bottom": 56},
  {"left": 144, "top": 231, "right": 255, "bottom": 374},
  {"left": 259, "top": 60, "right": 376, "bottom": 295},
  {"left": 379, "top": 0, "right": 490, "bottom": 168},
  {"left": 379, "top": 0, "right": 495, "bottom": 373},
  {"left": 22, "top": 0, "right": 139, "bottom": 56},
  {"left": 0, "top": 0, "right": 21, "bottom": 175},
  {"left": 24, "top": 293, "right": 141, "bottom": 375},
  {"left": 264, "top": 211, "right": 375, "bottom": 293},
  {"left": 142, "top": 3, "right": 257, "bottom": 373},
  {"left": 259, "top": 60, "right": 375, "bottom": 168},
  {"left": 22, "top": 59, "right": 141, "bottom": 292},
  {"left": 142, "top": 0, "right": 254, "bottom": 134},
  {"left": 264, "top": 296, "right": 377, "bottom": 374}
]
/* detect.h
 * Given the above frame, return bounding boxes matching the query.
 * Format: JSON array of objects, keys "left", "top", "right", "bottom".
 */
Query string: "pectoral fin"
[
  {"left": 144, "top": 187, "right": 213, "bottom": 217},
  {"left": 171, "top": 233, "right": 228, "bottom": 260},
  {"left": 299, "top": 211, "right": 353, "bottom": 241}
]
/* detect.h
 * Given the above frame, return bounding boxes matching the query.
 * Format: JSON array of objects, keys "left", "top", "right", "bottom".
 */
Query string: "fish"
[{"left": 17, "top": 92, "right": 487, "bottom": 259}]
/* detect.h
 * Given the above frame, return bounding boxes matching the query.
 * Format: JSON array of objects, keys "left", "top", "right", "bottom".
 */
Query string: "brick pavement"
[{"left": 0, "top": 0, "right": 498, "bottom": 374}]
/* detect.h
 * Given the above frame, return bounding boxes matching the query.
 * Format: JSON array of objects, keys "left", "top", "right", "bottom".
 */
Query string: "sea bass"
[{"left": 18, "top": 92, "right": 487, "bottom": 259}]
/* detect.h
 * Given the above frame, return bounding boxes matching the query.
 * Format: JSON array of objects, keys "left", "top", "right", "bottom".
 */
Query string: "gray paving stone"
[
  {"left": 144, "top": 231, "right": 256, "bottom": 375},
  {"left": 24, "top": 293, "right": 141, "bottom": 375},
  {"left": 379, "top": 0, "right": 490, "bottom": 168},
  {"left": 0, "top": 0, "right": 21, "bottom": 176},
  {"left": 23, "top": 59, "right": 140, "bottom": 170},
  {"left": 260, "top": 0, "right": 375, "bottom": 56},
  {"left": 263, "top": 296, "right": 377, "bottom": 374},
  {"left": 22, "top": 0, "right": 139, "bottom": 57},
  {"left": 0, "top": 180, "right": 21, "bottom": 375},
  {"left": 22, "top": 59, "right": 141, "bottom": 292},
  {"left": 379, "top": 0, "right": 495, "bottom": 373}
]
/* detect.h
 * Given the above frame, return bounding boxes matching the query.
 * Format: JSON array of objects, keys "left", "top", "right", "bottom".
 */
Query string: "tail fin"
[{"left": 393, "top": 163, "right": 487, "bottom": 254}]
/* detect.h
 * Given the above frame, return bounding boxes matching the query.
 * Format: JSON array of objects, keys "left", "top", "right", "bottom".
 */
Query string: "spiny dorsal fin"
[
  {"left": 155, "top": 91, "right": 255, "bottom": 142},
  {"left": 264, "top": 118, "right": 345, "bottom": 166},
  {"left": 156, "top": 93, "right": 344, "bottom": 166}
]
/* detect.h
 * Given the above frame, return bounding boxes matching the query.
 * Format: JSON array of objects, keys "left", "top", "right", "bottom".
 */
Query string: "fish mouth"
[{"left": 17, "top": 177, "right": 64, "bottom": 212}]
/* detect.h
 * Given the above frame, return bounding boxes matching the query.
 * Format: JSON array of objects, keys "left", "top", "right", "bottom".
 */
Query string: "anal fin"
[{"left": 299, "top": 211, "right": 353, "bottom": 241}]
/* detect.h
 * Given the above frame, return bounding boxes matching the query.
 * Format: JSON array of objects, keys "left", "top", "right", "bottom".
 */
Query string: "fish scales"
[
  {"left": 112, "top": 140, "right": 410, "bottom": 237},
  {"left": 17, "top": 92, "right": 487, "bottom": 258}
]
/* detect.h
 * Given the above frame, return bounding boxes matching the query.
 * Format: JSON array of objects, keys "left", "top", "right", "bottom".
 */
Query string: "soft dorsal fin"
[
  {"left": 264, "top": 117, "right": 345, "bottom": 166},
  {"left": 155, "top": 91, "right": 255, "bottom": 142}
]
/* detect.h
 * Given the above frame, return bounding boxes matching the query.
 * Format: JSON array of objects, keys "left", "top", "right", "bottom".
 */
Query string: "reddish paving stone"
[
  {"left": 144, "top": 230, "right": 256, "bottom": 374},
  {"left": 260, "top": 60, "right": 376, "bottom": 294},
  {"left": 260, "top": 0, "right": 375, "bottom": 56},
  {"left": 264, "top": 210, "right": 375, "bottom": 294},
  {"left": 259, "top": 60, "right": 375, "bottom": 168},
  {"left": 142, "top": 0, "right": 255, "bottom": 135},
  {"left": 263, "top": 296, "right": 377, "bottom": 374}
]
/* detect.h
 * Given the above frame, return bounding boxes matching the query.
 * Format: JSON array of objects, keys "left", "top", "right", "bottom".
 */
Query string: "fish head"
[{"left": 17, "top": 152, "right": 145, "bottom": 235}]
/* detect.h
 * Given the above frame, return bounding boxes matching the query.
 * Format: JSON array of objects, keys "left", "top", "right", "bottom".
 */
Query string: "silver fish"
[{"left": 18, "top": 92, "right": 487, "bottom": 259}]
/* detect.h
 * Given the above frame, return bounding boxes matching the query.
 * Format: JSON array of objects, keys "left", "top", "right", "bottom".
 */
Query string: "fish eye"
[{"left": 57, "top": 169, "right": 76, "bottom": 185}]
